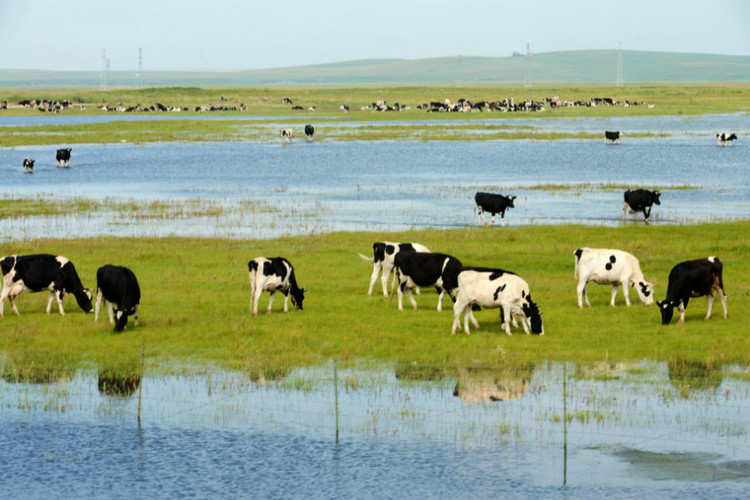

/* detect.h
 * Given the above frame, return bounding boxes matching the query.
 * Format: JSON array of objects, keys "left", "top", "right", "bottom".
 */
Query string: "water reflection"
[{"left": 1, "top": 361, "right": 748, "bottom": 497}]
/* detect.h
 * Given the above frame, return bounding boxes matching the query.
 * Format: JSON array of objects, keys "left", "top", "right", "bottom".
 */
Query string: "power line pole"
[{"left": 524, "top": 43, "right": 532, "bottom": 88}]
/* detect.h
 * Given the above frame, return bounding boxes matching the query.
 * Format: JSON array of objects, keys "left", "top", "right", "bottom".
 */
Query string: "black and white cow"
[
  {"left": 0, "top": 254, "right": 93, "bottom": 316},
  {"left": 358, "top": 241, "right": 430, "bottom": 297},
  {"left": 23, "top": 157, "right": 34, "bottom": 173},
  {"left": 95, "top": 265, "right": 141, "bottom": 332},
  {"left": 657, "top": 256, "right": 727, "bottom": 325},
  {"left": 248, "top": 257, "right": 306, "bottom": 316},
  {"left": 574, "top": 248, "right": 654, "bottom": 307},
  {"left": 281, "top": 128, "right": 294, "bottom": 144},
  {"left": 56, "top": 147, "right": 72, "bottom": 167},
  {"left": 451, "top": 267, "right": 543, "bottom": 336},
  {"left": 392, "top": 251, "right": 462, "bottom": 311},
  {"left": 305, "top": 124, "right": 315, "bottom": 142},
  {"left": 716, "top": 133, "right": 737, "bottom": 146},
  {"left": 474, "top": 192, "right": 516, "bottom": 227},
  {"left": 605, "top": 130, "right": 622, "bottom": 144},
  {"left": 623, "top": 189, "right": 661, "bottom": 221}
]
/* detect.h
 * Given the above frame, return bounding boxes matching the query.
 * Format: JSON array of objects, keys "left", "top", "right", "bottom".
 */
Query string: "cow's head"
[
  {"left": 114, "top": 307, "right": 136, "bottom": 332},
  {"left": 657, "top": 299, "right": 676, "bottom": 325},
  {"left": 652, "top": 190, "right": 661, "bottom": 205},
  {"left": 290, "top": 288, "right": 307, "bottom": 311},
  {"left": 75, "top": 288, "right": 94, "bottom": 314},
  {"left": 523, "top": 299, "right": 544, "bottom": 335},
  {"left": 506, "top": 195, "right": 517, "bottom": 208},
  {"left": 631, "top": 280, "right": 655, "bottom": 306}
]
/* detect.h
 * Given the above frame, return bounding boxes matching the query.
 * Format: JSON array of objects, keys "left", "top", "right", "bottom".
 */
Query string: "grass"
[
  {"left": 1, "top": 221, "right": 749, "bottom": 381},
  {"left": 0, "top": 83, "right": 747, "bottom": 146}
]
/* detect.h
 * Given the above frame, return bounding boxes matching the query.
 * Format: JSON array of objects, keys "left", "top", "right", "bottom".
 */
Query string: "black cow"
[
  {"left": 358, "top": 241, "right": 430, "bottom": 297},
  {"left": 716, "top": 133, "right": 737, "bottom": 146},
  {"left": 0, "top": 254, "right": 93, "bottom": 316},
  {"left": 95, "top": 265, "right": 141, "bottom": 332},
  {"left": 657, "top": 257, "right": 727, "bottom": 325},
  {"left": 248, "top": 257, "right": 306, "bottom": 316},
  {"left": 623, "top": 189, "right": 661, "bottom": 221},
  {"left": 305, "top": 124, "right": 315, "bottom": 142},
  {"left": 393, "top": 251, "right": 462, "bottom": 311},
  {"left": 56, "top": 147, "right": 72, "bottom": 167},
  {"left": 23, "top": 158, "right": 34, "bottom": 173},
  {"left": 605, "top": 130, "right": 622, "bottom": 144},
  {"left": 475, "top": 192, "right": 516, "bottom": 227}
]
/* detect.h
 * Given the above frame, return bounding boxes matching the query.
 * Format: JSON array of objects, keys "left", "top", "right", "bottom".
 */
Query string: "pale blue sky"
[{"left": 1, "top": 0, "right": 748, "bottom": 71}]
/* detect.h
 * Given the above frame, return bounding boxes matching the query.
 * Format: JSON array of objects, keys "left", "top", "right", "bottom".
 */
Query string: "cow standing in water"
[
  {"left": 23, "top": 158, "right": 34, "bottom": 173},
  {"left": 623, "top": 189, "right": 661, "bottom": 221},
  {"left": 305, "top": 124, "right": 315, "bottom": 141},
  {"left": 56, "top": 148, "right": 72, "bottom": 167},
  {"left": 474, "top": 192, "right": 516, "bottom": 227}
]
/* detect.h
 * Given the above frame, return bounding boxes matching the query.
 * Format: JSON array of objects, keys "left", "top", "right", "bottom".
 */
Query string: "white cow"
[
  {"left": 451, "top": 268, "right": 544, "bottom": 336},
  {"left": 358, "top": 241, "right": 430, "bottom": 297},
  {"left": 574, "top": 247, "right": 654, "bottom": 308},
  {"left": 248, "top": 257, "right": 306, "bottom": 316},
  {"left": 281, "top": 128, "right": 294, "bottom": 144}
]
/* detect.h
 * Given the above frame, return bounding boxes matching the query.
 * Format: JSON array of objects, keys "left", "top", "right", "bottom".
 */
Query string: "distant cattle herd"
[{"left": 2, "top": 99, "right": 738, "bottom": 336}]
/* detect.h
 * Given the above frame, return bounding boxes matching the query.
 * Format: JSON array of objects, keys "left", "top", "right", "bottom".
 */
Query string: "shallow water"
[
  {"left": 1, "top": 362, "right": 748, "bottom": 498},
  {"left": 1, "top": 114, "right": 749, "bottom": 240}
]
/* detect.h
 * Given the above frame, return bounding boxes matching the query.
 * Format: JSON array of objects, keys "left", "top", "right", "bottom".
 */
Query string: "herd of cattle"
[{"left": 0, "top": 235, "right": 728, "bottom": 336}]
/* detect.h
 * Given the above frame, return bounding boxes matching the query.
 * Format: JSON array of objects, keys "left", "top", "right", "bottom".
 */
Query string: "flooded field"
[
  {"left": 2, "top": 362, "right": 749, "bottom": 498},
  {"left": 1, "top": 113, "right": 749, "bottom": 240}
]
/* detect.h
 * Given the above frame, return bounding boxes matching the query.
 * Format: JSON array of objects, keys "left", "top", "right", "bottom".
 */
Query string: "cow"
[
  {"left": 281, "top": 128, "right": 294, "bottom": 144},
  {"left": 23, "top": 158, "right": 34, "bottom": 173},
  {"left": 716, "top": 133, "right": 737, "bottom": 146},
  {"left": 474, "top": 192, "right": 516, "bottom": 227},
  {"left": 451, "top": 267, "right": 543, "bottom": 336},
  {"left": 392, "top": 251, "right": 462, "bottom": 311},
  {"left": 95, "top": 265, "right": 141, "bottom": 332},
  {"left": 0, "top": 254, "right": 93, "bottom": 317},
  {"left": 56, "top": 147, "right": 72, "bottom": 167},
  {"left": 357, "top": 241, "right": 430, "bottom": 297},
  {"left": 605, "top": 131, "right": 622, "bottom": 144},
  {"left": 574, "top": 248, "right": 654, "bottom": 308},
  {"left": 657, "top": 256, "right": 727, "bottom": 325},
  {"left": 248, "top": 257, "right": 306, "bottom": 316},
  {"left": 305, "top": 124, "right": 315, "bottom": 142},
  {"left": 623, "top": 189, "right": 661, "bottom": 221}
]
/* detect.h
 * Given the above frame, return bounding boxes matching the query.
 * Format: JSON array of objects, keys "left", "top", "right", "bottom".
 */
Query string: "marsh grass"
[{"left": 1, "top": 221, "right": 748, "bottom": 381}]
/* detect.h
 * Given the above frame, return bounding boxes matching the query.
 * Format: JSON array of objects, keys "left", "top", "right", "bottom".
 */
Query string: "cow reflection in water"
[{"left": 452, "top": 366, "right": 534, "bottom": 403}]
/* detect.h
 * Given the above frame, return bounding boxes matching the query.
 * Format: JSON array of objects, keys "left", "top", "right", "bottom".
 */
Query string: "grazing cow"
[
  {"left": 474, "top": 192, "right": 516, "bottom": 227},
  {"left": 623, "top": 189, "right": 661, "bottom": 221},
  {"left": 305, "top": 124, "right": 315, "bottom": 142},
  {"left": 248, "top": 257, "right": 306, "bottom": 316},
  {"left": 23, "top": 158, "right": 34, "bottom": 173},
  {"left": 657, "top": 256, "right": 727, "bottom": 325},
  {"left": 716, "top": 133, "right": 737, "bottom": 146},
  {"left": 0, "top": 254, "right": 93, "bottom": 317},
  {"left": 95, "top": 265, "right": 141, "bottom": 332},
  {"left": 605, "top": 130, "right": 622, "bottom": 144},
  {"left": 281, "top": 128, "right": 294, "bottom": 144},
  {"left": 574, "top": 248, "right": 654, "bottom": 308},
  {"left": 452, "top": 267, "right": 543, "bottom": 336},
  {"left": 283, "top": 97, "right": 293, "bottom": 104},
  {"left": 56, "top": 147, "right": 72, "bottom": 167},
  {"left": 358, "top": 241, "right": 430, "bottom": 297},
  {"left": 392, "top": 252, "right": 462, "bottom": 311}
]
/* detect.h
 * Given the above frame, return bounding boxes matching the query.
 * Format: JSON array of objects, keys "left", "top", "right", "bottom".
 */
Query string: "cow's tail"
[{"left": 357, "top": 252, "right": 374, "bottom": 263}]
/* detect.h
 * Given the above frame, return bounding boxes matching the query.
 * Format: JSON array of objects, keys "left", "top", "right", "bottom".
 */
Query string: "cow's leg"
[
  {"left": 367, "top": 262, "right": 382, "bottom": 297},
  {"left": 502, "top": 306, "right": 513, "bottom": 336},
  {"left": 9, "top": 295, "right": 21, "bottom": 316},
  {"left": 94, "top": 289, "right": 103, "bottom": 321},
  {"left": 0, "top": 284, "right": 10, "bottom": 317},
  {"left": 107, "top": 302, "right": 115, "bottom": 324},
  {"left": 501, "top": 212, "right": 505, "bottom": 228},
  {"left": 490, "top": 213, "right": 496, "bottom": 226},
  {"left": 643, "top": 206, "right": 651, "bottom": 221},
  {"left": 405, "top": 287, "right": 418, "bottom": 310},
  {"left": 705, "top": 293, "right": 714, "bottom": 320},
  {"left": 717, "top": 286, "right": 728, "bottom": 319},
  {"left": 283, "top": 291, "right": 290, "bottom": 313},
  {"left": 436, "top": 288, "right": 445, "bottom": 312},
  {"left": 518, "top": 310, "right": 531, "bottom": 335},
  {"left": 677, "top": 300, "right": 687, "bottom": 324},
  {"left": 133, "top": 304, "right": 139, "bottom": 326},
  {"left": 46, "top": 291, "right": 56, "bottom": 314},
  {"left": 451, "top": 300, "right": 465, "bottom": 335},
  {"left": 576, "top": 280, "right": 588, "bottom": 308},
  {"left": 266, "top": 291, "right": 276, "bottom": 314},
  {"left": 623, "top": 203, "right": 630, "bottom": 219},
  {"left": 477, "top": 207, "right": 485, "bottom": 225}
]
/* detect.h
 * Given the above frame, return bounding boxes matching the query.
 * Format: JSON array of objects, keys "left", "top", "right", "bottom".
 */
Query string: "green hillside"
[{"left": 1, "top": 50, "right": 748, "bottom": 87}]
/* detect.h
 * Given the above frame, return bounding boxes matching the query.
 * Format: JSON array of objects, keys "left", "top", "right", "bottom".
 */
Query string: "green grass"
[{"left": 1, "top": 221, "right": 748, "bottom": 381}]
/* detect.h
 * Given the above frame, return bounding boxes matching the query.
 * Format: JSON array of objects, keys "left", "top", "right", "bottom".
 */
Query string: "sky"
[{"left": 1, "top": 0, "right": 749, "bottom": 72}]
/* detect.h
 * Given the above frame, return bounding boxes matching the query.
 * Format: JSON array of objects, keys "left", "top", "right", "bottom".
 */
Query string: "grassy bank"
[
  {"left": 1, "top": 222, "right": 748, "bottom": 381},
  {"left": 0, "top": 83, "right": 747, "bottom": 146}
]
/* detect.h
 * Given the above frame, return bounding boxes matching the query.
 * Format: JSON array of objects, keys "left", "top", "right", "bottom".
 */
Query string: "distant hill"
[{"left": 1, "top": 50, "right": 748, "bottom": 87}]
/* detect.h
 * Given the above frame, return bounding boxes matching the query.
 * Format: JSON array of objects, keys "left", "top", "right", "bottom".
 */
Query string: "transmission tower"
[
  {"left": 616, "top": 42, "right": 623, "bottom": 87},
  {"left": 524, "top": 43, "right": 532, "bottom": 88},
  {"left": 136, "top": 48, "right": 143, "bottom": 89},
  {"left": 100, "top": 49, "right": 110, "bottom": 91}
]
